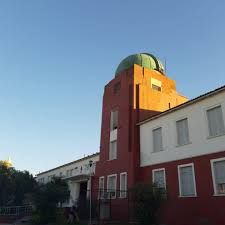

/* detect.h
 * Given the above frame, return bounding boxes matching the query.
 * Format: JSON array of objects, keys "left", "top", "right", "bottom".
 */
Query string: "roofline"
[
  {"left": 36, "top": 152, "right": 99, "bottom": 176},
  {"left": 137, "top": 85, "right": 225, "bottom": 126}
]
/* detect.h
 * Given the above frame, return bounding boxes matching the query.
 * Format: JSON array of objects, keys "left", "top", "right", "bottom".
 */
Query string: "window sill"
[
  {"left": 207, "top": 133, "right": 225, "bottom": 139},
  {"left": 119, "top": 196, "right": 127, "bottom": 199},
  {"left": 213, "top": 193, "right": 225, "bottom": 197},
  {"left": 107, "top": 158, "right": 117, "bottom": 161},
  {"left": 176, "top": 142, "right": 192, "bottom": 148},
  {"left": 152, "top": 149, "right": 164, "bottom": 154},
  {"left": 178, "top": 195, "right": 197, "bottom": 198},
  {"left": 109, "top": 197, "right": 116, "bottom": 200}
]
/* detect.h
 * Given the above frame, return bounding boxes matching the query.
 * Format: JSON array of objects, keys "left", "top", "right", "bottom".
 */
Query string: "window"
[
  {"left": 152, "top": 127, "right": 163, "bottom": 152},
  {"left": 99, "top": 176, "right": 104, "bottom": 199},
  {"left": 211, "top": 158, "right": 225, "bottom": 195},
  {"left": 110, "top": 110, "right": 118, "bottom": 131},
  {"left": 107, "top": 174, "right": 117, "bottom": 199},
  {"left": 109, "top": 140, "right": 117, "bottom": 160},
  {"left": 59, "top": 172, "right": 63, "bottom": 177},
  {"left": 207, "top": 105, "right": 225, "bottom": 137},
  {"left": 120, "top": 172, "right": 127, "bottom": 198},
  {"left": 152, "top": 169, "right": 166, "bottom": 189},
  {"left": 151, "top": 78, "right": 162, "bottom": 92},
  {"left": 178, "top": 163, "right": 197, "bottom": 197},
  {"left": 113, "top": 82, "right": 121, "bottom": 94},
  {"left": 70, "top": 169, "right": 73, "bottom": 176},
  {"left": 38, "top": 177, "right": 45, "bottom": 183},
  {"left": 66, "top": 170, "right": 70, "bottom": 177},
  {"left": 152, "top": 84, "right": 161, "bottom": 92},
  {"left": 74, "top": 167, "right": 78, "bottom": 174},
  {"left": 176, "top": 118, "right": 190, "bottom": 146}
]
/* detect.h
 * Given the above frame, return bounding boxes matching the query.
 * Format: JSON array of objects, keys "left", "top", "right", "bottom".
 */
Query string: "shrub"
[
  {"left": 132, "top": 182, "right": 166, "bottom": 225},
  {"left": 32, "top": 177, "right": 70, "bottom": 224}
]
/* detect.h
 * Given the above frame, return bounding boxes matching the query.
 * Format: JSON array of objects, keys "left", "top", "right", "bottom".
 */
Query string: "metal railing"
[{"left": 0, "top": 205, "right": 32, "bottom": 216}]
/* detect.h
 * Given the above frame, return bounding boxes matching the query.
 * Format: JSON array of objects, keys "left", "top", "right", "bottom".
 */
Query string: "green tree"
[
  {"left": 0, "top": 163, "right": 14, "bottom": 205},
  {"left": 0, "top": 162, "right": 36, "bottom": 206},
  {"left": 32, "top": 177, "right": 70, "bottom": 224},
  {"left": 132, "top": 182, "right": 166, "bottom": 225},
  {"left": 11, "top": 169, "right": 36, "bottom": 205}
]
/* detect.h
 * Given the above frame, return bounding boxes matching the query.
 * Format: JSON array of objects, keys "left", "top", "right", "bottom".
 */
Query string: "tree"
[
  {"left": 11, "top": 169, "right": 36, "bottom": 205},
  {"left": 32, "top": 177, "right": 70, "bottom": 224},
  {"left": 132, "top": 182, "right": 166, "bottom": 225},
  {"left": 0, "top": 162, "right": 36, "bottom": 206},
  {"left": 0, "top": 163, "right": 14, "bottom": 206}
]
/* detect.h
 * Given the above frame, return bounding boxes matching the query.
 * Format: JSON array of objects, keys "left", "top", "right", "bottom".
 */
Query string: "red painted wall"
[
  {"left": 140, "top": 151, "right": 225, "bottom": 225},
  {"left": 94, "top": 68, "right": 142, "bottom": 191}
]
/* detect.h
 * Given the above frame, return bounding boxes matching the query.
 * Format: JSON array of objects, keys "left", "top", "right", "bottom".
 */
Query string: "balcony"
[{"left": 62, "top": 162, "right": 96, "bottom": 181}]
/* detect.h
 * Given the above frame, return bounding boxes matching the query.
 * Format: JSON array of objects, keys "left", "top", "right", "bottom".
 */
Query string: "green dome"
[{"left": 115, "top": 53, "right": 164, "bottom": 76}]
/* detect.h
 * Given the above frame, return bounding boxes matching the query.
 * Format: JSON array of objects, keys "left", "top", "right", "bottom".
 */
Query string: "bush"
[
  {"left": 31, "top": 213, "right": 42, "bottom": 225},
  {"left": 132, "top": 182, "right": 166, "bottom": 225},
  {"left": 32, "top": 177, "right": 70, "bottom": 224}
]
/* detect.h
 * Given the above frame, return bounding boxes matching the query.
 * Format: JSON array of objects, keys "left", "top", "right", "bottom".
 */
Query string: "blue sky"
[{"left": 0, "top": 0, "right": 225, "bottom": 174}]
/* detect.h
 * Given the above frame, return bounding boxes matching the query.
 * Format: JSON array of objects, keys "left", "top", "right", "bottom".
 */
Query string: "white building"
[{"left": 36, "top": 153, "right": 99, "bottom": 207}]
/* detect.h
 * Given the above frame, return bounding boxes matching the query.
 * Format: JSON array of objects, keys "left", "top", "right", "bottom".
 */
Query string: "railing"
[
  {"left": 63, "top": 163, "right": 96, "bottom": 179},
  {"left": 0, "top": 205, "right": 32, "bottom": 216},
  {"left": 38, "top": 163, "right": 97, "bottom": 183}
]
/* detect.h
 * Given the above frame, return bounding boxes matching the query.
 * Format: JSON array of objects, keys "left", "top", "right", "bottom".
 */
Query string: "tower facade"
[{"left": 94, "top": 53, "right": 187, "bottom": 219}]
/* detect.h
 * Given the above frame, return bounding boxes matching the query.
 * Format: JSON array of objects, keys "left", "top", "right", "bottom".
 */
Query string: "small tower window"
[
  {"left": 113, "top": 82, "right": 121, "bottom": 94},
  {"left": 152, "top": 84, "right": 162, "bottom": 92},
  {"left": 110, "top": 110, "right": 118, "bottom": 131},
  {"left": 151, "top": 78, "right": 162, "bottom": 92}
]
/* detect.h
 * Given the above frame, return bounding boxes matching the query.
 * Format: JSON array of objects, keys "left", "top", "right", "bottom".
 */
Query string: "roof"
[
  {"left": 36, "top": 152, "right": 99, "bottom": 176},
  {"left": 115, "top": 53, "right": 164, "bottom": 76},
  {"left": 138, "top": 85, "right": 225, "bottom": 126}
]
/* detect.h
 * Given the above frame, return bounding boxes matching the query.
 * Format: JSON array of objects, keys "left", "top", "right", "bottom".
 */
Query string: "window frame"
[
  {"left": 98, "top": 176, "right": 105, "bottom": 199},
  {"left": 152, "top": 126, "right": 163, "bottom": 153},
  {"left": 177, "top": 163, "right": 197, "bottom": 197},
  {"left": 175, "top": 117, "right": 191, "bottom": 147},
  {"left": 109, "top": 140, "right": 117, "bottom": 160},
  {"left": 107, "top": 174, "right": 117, "bottom": 199},
  {"left": 210, "top": 157, "right": 225, "bottom": 196},
  {"left": 152, "top": 168, "right": 166, "bottom": 190},
  {"left": 152, "top": 84, "right": 162, "bottom": 92},
  {"left": 205, "top": 104, "right": 225, "bottom": 138},
  {"left": 110, "top": 110, "right": 118, "bottom": 131},
  {"left": 120, "top": 172, "right": 127, "bottom": 198},
  {"left": 151, "top": 78, "right": 162, "bottom": 92}
]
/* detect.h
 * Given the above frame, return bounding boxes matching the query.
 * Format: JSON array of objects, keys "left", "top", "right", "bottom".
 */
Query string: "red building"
[{"left": 93, "top": 53, "right": 225, "bottom": 225}]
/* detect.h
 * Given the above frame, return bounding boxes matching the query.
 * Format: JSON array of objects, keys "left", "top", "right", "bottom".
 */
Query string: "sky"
[{"left": 0, "top": 0, "right": 225, "bottom": 175}]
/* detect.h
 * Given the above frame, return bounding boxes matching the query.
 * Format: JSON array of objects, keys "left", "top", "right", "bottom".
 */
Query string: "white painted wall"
[
  {"left": 68, "top": 181, "right": 80, "bottom": 204},
  {"left": 36, "top": 154, "right": 99, "bottom": 207},
  {"left": 36, "top": 154, "right": 99, "bottom": 183},
  {"left": 140, "top": 91, "right": 225, "bottom": 167}
]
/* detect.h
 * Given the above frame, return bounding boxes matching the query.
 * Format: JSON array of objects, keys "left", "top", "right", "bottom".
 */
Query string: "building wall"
[
  {"left": 94, "top": 64, "right": 188, "bottom": 220},
  {"left": 36, "top": 154, "right": 99, "bottom": 207},
  {"left": 140, "top": 90, "right": 225, "bottom": 167},
  {"left": 140, "top": 151, "right": 225, "bottom": 225},
  {"left": 139, "top": 89, "right": 225, "bottom": 225},
  {"left": 36, "top": 154, "right": 99, "bottom": 183},
  {"left": 134, "top": 65, "right": 187, "bottom": 121}
]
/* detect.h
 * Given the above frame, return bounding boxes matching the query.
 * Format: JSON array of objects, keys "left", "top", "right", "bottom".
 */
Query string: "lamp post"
[{"left": 89, "top": 160, "right": 93, "bottom": 225}]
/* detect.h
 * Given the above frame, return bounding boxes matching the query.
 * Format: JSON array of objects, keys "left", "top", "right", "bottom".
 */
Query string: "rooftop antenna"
[{"left": 164, "top": 57, "right": 167, "bottom": 74}]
